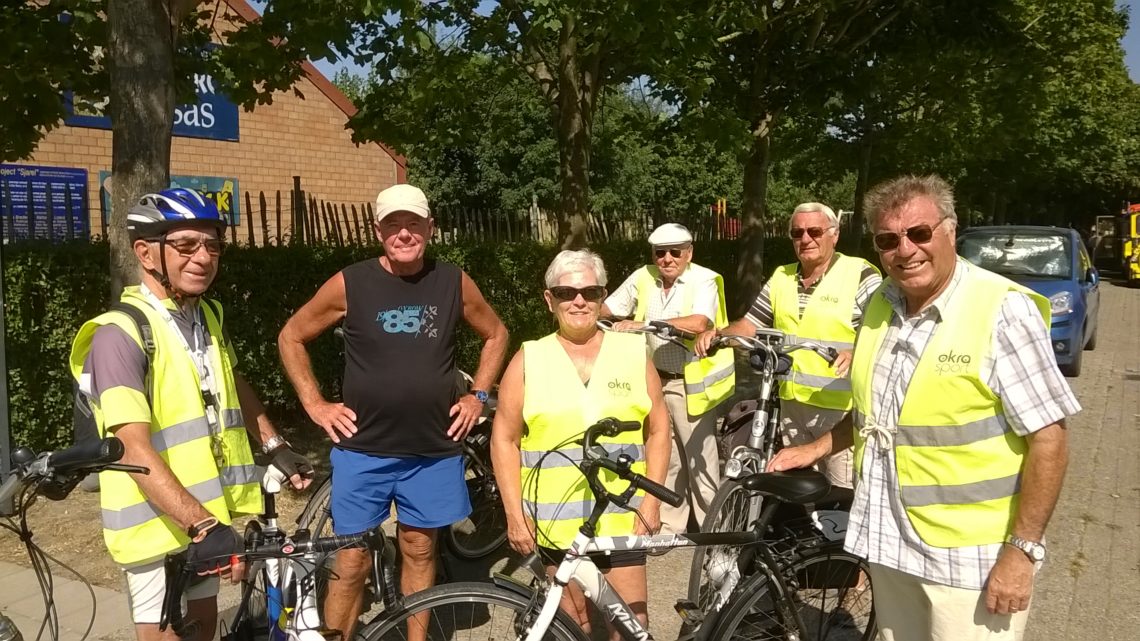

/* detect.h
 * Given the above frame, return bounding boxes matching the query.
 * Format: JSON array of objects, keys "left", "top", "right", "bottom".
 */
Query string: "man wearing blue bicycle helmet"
[{"left": 69, "top": 188, "right": 313, "bottom": 641}]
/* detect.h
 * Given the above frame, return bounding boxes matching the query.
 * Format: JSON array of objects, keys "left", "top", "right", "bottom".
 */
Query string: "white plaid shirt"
[
  {"left": 844, "top": 259, "right": 1081, "bottom": 589},
  {"left": 605, "top": 267, "right": 719, "bottom": 373}
]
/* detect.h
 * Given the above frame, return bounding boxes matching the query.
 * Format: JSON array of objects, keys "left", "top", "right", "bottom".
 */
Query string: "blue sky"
[{"left": 1121, "top": 1, "right": 1140, "bottom": 81}]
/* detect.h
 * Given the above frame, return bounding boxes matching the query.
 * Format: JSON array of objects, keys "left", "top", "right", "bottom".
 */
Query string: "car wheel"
[
  {"left": 1060, "top": 346, "right": 1082, "bottom": 377},
  {"left": 1084, "top": 323, "right": 1097, "bottom": 351}
]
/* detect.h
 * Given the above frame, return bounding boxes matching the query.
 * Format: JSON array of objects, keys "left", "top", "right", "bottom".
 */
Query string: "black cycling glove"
[
  {"left": 186, "top": 522, "right": 242, "bottom": 574},
  {"left": 269, "top": 444, "right": 314, "bottom": 482}
]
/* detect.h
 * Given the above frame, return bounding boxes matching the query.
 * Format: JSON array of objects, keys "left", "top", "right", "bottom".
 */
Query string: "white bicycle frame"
[
  {"left": 253, "top": 466, "right": 325, "bottom": 641},
  {"left": 524, "top": 528, "right": 759, "bottom": 641}
]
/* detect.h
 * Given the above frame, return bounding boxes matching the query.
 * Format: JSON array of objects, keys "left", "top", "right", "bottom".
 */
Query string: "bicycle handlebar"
[
  {"left": 579, "top": 418, "right": 684, "bottom": 508},
  {"left": 708, "top": 332, "right": 839, "bottom": 366},
  {"left": 0, "top": 437, "right": 148, "bottom": 513}
]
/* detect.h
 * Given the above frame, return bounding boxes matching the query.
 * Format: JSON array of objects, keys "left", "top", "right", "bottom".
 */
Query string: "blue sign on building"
[
  {"left": 65, "top": 72, "right": 240, "bottom": 142},
  {"left": 0, "top": 165, "right": 89, "bottom": 241}
]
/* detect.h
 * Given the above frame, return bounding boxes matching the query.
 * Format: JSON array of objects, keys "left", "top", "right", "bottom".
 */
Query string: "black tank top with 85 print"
[{"left": 339, "top": 258, "right": 462, "bottom": 457}]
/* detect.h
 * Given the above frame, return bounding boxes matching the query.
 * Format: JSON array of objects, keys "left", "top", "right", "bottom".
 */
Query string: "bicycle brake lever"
[{"left": 102, "top": 463, "right": 150, "bottom": 474}]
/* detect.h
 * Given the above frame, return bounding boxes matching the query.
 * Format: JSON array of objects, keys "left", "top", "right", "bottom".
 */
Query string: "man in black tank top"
[{"left": 279, "top": 184, "right": 509, "bottom": 639}]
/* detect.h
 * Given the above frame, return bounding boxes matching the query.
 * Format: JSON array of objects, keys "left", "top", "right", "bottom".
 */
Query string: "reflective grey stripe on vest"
[
  {"left": 791, "top": 372, "right": 851, "bottom": 392},
  {"left": 102, "top": 476, "right": 225, "bottom": 531},
  {"left": 150, "top": 416, "right": 212, "bottom": 454},
  {"left": 785, "top": 334, "right": 855, "bottom": 351},
  {"left": 521, "top": 444, "right": 645, "bottom": 469},
  {"left": 895, "top": 416, "right": 1009, "bottom": 448},
  {"left": 222, "top": 408, "right": 244, "bottom": 428},
  {"left": 149, "top": 410, "right": 246, "bottom": 454},
  {"left": 684, "top": 361, "right": 735, "bottom": 396},
  {"left": 900, "top": 473, "right": 1021, "bottom": 508},
  {"left": 523, "top": 494, "right": 644, "bottom": 521},
  {"left": 221, "top": 463, "right": 260, "bottom": 487}
]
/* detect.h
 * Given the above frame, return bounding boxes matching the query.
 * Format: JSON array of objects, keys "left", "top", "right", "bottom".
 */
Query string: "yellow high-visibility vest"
[
  {"left": 769, "top": 253, "right": 878, "bottom": 411},
  {"left": 632, "top": 263, "right": 735, "bottom": 415},
  {"left": 849, "top": 264, "right": 1050, "bottom": 547},
  {"left": 520, "top": 332, "right": 651, "bottom": 549},
  {"left": 69, "top": 287, "right": 261, "bottom": 566}
]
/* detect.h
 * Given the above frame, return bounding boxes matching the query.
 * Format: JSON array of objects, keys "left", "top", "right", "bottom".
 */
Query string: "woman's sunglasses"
[
  {"left": 549, "top": 285, "right": 607, "bottom": 302},
  {"left": 873, "top": 220, "right": 946, "bottom": 251},
  {"left": 788, "top": 226, "right": 829, "bottom": 240}
]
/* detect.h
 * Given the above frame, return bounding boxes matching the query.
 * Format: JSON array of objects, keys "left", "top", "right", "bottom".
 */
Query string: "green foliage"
[
  {"left": 4, "top": 238, "right": 804, "bottom": 451},
  {"left": 0, "top": 1, "right": 105, "bottom": 161}
]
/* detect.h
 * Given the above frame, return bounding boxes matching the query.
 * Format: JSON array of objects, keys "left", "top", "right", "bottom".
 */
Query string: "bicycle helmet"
[{"left": 127, "top": 188, "right": 227, "bottom": 241}]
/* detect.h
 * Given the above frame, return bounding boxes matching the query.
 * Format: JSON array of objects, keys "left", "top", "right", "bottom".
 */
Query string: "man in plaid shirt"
[{"left": 771, "top": 175, "right": 1078, "bottom": 641}]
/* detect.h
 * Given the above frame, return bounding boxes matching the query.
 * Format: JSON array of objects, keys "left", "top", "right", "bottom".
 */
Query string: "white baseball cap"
[
  {"left": 648, "top": 223, "right": 693, "bottom": 246},
  {"left": 375, "top": 184, "right": 431, "bottom": 222}
]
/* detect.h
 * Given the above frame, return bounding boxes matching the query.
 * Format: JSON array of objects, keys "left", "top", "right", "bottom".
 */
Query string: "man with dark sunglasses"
[
  {"left": 602, "top": 223, "right": 735, "bottom": 534},
  {"left": 769, "top": 176, "right": 1078, "bottom": 641},
  {"left": 696, "top": 202, "right": 880, "bottom": 490},
  {"left": 278, "top": 184, "right": 509, "bottom": 639}
]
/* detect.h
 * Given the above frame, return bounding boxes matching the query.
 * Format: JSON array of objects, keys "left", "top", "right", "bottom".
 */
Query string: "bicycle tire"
[
  {"left": 444, "top": 445, "right": 508, "bottom": 560},
  {"left": 356, "top": 582, "right": 589, "bottom": 641},
  {"left": 711, "top": 548, "right": 874, "bottom": 641},
  {"left": 687, "top": 478, "right": 762, "bottom": 610},
  {"left": 296, "top": 474, "right": 335, "bottom": 536}
]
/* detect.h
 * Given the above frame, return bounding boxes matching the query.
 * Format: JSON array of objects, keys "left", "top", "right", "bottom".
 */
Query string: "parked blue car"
[{"left": 957, "top": 225, "right": 1099, "bottom": 377}]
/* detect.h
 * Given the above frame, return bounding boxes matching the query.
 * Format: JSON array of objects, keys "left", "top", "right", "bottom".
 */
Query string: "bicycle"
[
  {"left": 687, "top": 329, "right": 847, "bottom": 603},
  {"left": 0, "top": 437, "right": 147, "bottom": 641},
  {"left": 351, "top": 417, "right": 859, "bottom": 641},
  {"left": 161, "top": 465, "right": 401, "bottom": 641}
]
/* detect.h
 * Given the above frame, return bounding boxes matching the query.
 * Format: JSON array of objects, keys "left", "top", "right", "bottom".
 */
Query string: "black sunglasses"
[
  {"left": 873, "top": 220, "right": 945, "bottom": 251},
  {"left": 789, "top": 226, "right": 830, "bottom": 240},
  {"left": 549, "top": 285, "right": 607, "bottom": 302},
  {"left": 654, "top": 247, "right": 687, "bottom": 259}
]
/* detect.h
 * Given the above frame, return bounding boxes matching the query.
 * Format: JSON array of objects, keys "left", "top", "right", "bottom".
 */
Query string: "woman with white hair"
[{"left": 491, "top": 249, "right": 671, "bottom": 638}]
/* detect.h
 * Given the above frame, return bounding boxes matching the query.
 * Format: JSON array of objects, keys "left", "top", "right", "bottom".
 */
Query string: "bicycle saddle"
[{"left": 739, "top": 469, "right": 831, "bottom": 504}]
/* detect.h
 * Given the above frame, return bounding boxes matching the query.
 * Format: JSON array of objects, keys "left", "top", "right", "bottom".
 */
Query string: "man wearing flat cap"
[
  {"left": 279, "top": 183, "right": 509, "bottom": 639},
  {"left": 603, "top": 223, "right": 735, "bottom": 534}
]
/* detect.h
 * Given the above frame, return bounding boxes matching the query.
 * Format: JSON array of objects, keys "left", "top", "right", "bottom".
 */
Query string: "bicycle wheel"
[
  {"left": 687, "top": 479, "right": 763, "bottom": 611},
  {"left": 296, "top": 474, "right": 335, "bottom": 537},
  {"left": 445, "top": 448, "right": 507, "bottom": 560},
  {"left": 712, "top": 548, "right": 874, "bottom": 641},
  {"left": 357, "top": 582, "right": 589, "bottom": 641}
]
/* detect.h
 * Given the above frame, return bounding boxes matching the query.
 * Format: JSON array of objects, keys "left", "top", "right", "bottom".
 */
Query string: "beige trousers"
[
  {"left": 779, "top": 398, "right": 854, "bottom": 489},
  {"left": 659, "top": 377, "right": 721, "bottom": 534},
  {"left": 869, "top": 563, "right": 1030, "bottom": 641}
]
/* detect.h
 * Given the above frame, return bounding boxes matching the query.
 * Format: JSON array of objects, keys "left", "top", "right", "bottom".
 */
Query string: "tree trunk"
[
  {"left": 851, "top": 135, "right": 873, "bottom": 252},
  {"left": 736, "top": 128, "right": 773, "bottom": 317},
  {"left": 107, "top": 0, "right": 179, "bottom": 298},
  {"left": 555, "top": 13, "right": 592, "bottom": 250}
]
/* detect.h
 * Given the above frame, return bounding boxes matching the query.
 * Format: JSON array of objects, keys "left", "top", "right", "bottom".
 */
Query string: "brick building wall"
[{"left": 17, "top": 0, "right": 405, "bottom": 244}]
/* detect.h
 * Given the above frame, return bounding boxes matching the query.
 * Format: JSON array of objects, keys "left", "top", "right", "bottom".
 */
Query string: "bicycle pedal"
[{"left": 673, "top": 599, "right": 704, "bottom": 627}]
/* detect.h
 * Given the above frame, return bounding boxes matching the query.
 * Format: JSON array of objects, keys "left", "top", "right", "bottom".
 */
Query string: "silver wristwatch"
[
  {"left": 262, "top": 434, "right": 289, "bottom": 454},
  {"left": 1006, "top": 535, "right": 1046, "bottom": 563}
]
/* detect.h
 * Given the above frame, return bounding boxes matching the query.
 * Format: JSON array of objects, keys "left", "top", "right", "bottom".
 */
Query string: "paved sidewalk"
[{"left": 0, "top": 559, "right": 131, "bottom": 640}]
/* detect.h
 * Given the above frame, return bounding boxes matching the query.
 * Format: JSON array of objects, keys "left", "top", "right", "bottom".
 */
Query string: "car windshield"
[{"left": 957, "top": 232, "right": 1073, "bottom": 279}]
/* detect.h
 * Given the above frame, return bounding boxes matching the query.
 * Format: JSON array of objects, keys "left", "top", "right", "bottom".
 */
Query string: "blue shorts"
[{"left": 329, "top": 448, "right": 471, "bottom": 535}]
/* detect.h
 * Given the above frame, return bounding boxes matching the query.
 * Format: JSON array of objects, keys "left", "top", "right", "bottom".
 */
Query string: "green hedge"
[{"left": 2, "top": 238, "right": 803, "bottom": 451}]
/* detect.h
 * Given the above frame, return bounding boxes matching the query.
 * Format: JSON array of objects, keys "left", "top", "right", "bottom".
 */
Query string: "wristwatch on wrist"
[
  {"left": 262, "top": 434, "right": 289, "bottom": 455},
  {"left": 473, "top": 389, "right": 490, "bottom": 405},
  {"left": 1006, "top": 534, "right": 1047, "bottom": 563}
]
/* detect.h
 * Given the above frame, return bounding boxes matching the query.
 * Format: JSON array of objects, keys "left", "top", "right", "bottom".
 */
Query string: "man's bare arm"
[
  {"left": 114, "top": 421, "right": 212, "bottom": 530},
  {"left": 460, "top": 271, "right": 510, "bottom": 393}
]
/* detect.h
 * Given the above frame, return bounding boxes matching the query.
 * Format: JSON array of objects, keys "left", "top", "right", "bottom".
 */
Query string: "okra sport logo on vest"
[
  {"left": 818, "top": 294, "right": 840, "bottom": 303},
  {"left": 608, "top": 378, "right": 633, "bottom": 398},
  {"left": 933, "top": 349, "right": 973, "bottom": 375}
]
